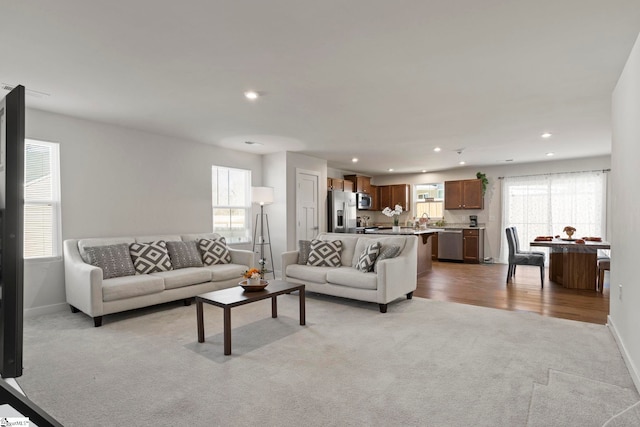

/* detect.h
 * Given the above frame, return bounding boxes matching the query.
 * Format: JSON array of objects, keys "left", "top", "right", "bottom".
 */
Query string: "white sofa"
[
  {"left": 63, "top": 233, "right": 253, "bottom": 326},
  {"left": 282, "top": 232, "right": 417, "bottom": 312}
]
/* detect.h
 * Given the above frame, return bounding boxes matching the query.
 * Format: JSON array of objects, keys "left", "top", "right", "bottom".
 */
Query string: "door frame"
[{"left": 295, "top": 168, "right": 321, "bottom": 243}]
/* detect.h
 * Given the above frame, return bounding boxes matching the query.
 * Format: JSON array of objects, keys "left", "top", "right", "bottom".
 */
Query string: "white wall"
[
  {"left": 364, "top": 155, "right": 611, "bottom": 262},
  {"left": 610, "top": 32, "right": 640, "bottom": 391},
  {"left": 24, "top": 108, "right": 263, "bottom": 315}
]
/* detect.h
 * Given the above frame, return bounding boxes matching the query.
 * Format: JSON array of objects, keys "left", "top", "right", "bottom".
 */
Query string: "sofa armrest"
[
  {"left": 281, "top": 251, "right": 299, "bottom": 278},
  {"left": 375, "top": 240, "right": 418, "bottom": 304},
  {"left": 63, "top": 239, "right": 105, "bottom": 317},
  {"left": 229, "top": 248, "right": 254, "bottom": 268}
]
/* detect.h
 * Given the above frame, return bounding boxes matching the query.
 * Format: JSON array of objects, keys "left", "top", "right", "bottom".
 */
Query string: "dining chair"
[
  {"left": 597, "top": 256, "right": 610, "bottom": 293},
  {"left": 506, "top": 227, "right": 545, "bottom": 287}
]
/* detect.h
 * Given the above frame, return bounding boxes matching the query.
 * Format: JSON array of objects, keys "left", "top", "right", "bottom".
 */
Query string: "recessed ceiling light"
[
  {"left": 546, "top": 152, "right": 554, "bottom": 156},
  {"left": 459, "top": 161, "right": 466, "bottom": 165},
  {"left": 541, "top": 132, "right": 552, "bottom": 138},
  {"left": 244, "top": 90, "right": 259, "bottom": 100},
  {"left": 388, "top": 168, "right": 394, "bottom": 172},
  {"left": 421, "top": 170, "right": 427, "bottom": 173},
  {"left": 352, "top": 158, "right": 358, "bottom": 163},
  {"left": 434, "top": 147, "right": 441, "bottom": 152}
]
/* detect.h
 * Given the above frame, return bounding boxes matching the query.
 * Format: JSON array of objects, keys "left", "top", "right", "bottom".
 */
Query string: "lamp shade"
[{"left": 251, "top": 186, "right": 274, "bottom": 205}]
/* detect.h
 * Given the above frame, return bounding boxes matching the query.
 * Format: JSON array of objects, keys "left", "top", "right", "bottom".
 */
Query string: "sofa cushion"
[
  {"left": 307, "top": 239, "right": 343, "bottom": 267},
  {"left": 198, "top": 238, "right": 232, "bottom": 265},
  {"left": 203, "top": 263, "right": 247, "bottom": 281},
  {"left": 78, "top": 237, "right": 135, "bottom": 263},
  {"left": 286, "top": 264, "right": 333, "bottom": 283},
  {"left": 84, "top": 243, "right": 136, "bottom": 279},
  {"left": 318, "top": 234, "right": 359, "bottom": 266},
  {"left": 297, "top": 240, "right": 312, "bottom": 265},
  {"left": 150, "top": 268, "right": 211, "bottom": 290},
  {"left": 102, "top": 274, "right": 165, "bottom": 302},
  {"left": 374, "top": 245, "right": 401, "bottom": 273},
  {"left": 326, "top": 267, "right": 378, "bottom": 290},
  {"left": 356, "top": 241, "right": 381, "bottom": 272},
  {"left": 129, "top": 240, "right": 173, "bottom": 274},
  {"left": 166, "top": 241, "right": 204, "bottom": 269}
]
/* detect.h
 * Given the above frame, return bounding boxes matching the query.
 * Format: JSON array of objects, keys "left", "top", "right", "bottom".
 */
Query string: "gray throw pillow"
[
  {"left": 356, "top": 241, "right": 381, "bottom": 272},
  {"left": 307, "top": 239, "right": 342, "bottom": 267},
  {"left": 198, "top": 238, "right": 232, "bottom": 265},
  {"left": 129, "top": 240, "right": 173, "bottom": 274},
  {"left": 374, "top": 245, "right": 401, "bottom": 273},
  {"left": 166, "top": 241, "right": 204, "bottom": 269},
  {"left": 298, "top": 240, "right": 312, "bottom": 265},
  {"left": 84, "top": 243, "right": 136, "bottom": 279}
]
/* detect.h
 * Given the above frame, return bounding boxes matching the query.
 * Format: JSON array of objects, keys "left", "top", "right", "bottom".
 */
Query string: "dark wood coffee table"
[{"left": 196, "top": 280, "right": 305, "bottom": 355}]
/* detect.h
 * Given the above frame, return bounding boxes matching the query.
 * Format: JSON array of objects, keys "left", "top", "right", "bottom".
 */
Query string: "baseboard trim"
[
  {"left": 608, "top": 315, "right": 640, "bottom": 393},
  {"left": 24, "top": 302, "right": 67, "bottom": 318}
]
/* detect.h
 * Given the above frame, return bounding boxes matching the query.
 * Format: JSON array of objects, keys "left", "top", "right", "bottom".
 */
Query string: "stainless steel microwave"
[{"left": 357, "top": 193, "right": 372, "bottom": 210}]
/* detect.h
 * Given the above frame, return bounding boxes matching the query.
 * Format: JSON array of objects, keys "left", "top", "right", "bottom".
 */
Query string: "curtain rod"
[{"left": 498, "top": 168, "right": 611, "bottom": 180}]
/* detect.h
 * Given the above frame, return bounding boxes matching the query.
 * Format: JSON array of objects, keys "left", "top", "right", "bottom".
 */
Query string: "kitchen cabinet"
[
  {"left": 378, "top": 184, "right": 410, "bottom": 211},
  {"left": 344, "top": 175, "right": 372, "bottom": 194},
  {"left": 463, "top": 229, "right": 484, "bottom": 263},
  {"left": 328, "top": 178, "right": 354, "bottom": 192},
  {"left": 370, "top": 185, "right": 379, "bottom": 210},
  {"left": 444, "top": 179, "right": 484, "bottom": 210}
]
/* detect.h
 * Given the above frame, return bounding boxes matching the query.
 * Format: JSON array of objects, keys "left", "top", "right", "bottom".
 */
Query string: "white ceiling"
[{"left": 2, "top": 1, "right": 640, "bottom": 175}]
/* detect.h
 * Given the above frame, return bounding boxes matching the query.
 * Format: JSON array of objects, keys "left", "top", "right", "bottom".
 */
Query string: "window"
[
  {"left": 212, "top": 166, "right": 251, "bottom": 243},
  {"left": 500, "top": 170, "right": 607, "bottom": 263},
  {"left": 24, "top": 139, "right": 61, "bottom": 259},
  {"left": 415, "top": 183, "right": 444, "bottom": 220}
]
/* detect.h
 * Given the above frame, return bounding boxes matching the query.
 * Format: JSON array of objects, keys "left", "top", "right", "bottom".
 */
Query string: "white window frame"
[
  {"left": 211, "top": 166, "right": 251, "bottom": 244},
  {"left": 24, "top": 139, "right": 62, "bottom": 259}
]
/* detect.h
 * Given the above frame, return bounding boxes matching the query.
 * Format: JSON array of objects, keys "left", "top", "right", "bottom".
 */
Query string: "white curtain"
[{"left": 499, "top": 171, "right": 607, "bottom": 263}]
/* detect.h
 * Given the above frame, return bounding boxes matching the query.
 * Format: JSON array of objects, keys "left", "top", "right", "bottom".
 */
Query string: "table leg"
[
  {"left": 299, "top": 287, "right": 306, "bottom": 325},
  {"left": 272, "top": 296, "right": 278, "bottom": 318},
  {"left": 197, "top": 300, "right": 204, "bottom": 343},
  {"left": 223, "top": 307, "right": 231, "bottom": 355}
]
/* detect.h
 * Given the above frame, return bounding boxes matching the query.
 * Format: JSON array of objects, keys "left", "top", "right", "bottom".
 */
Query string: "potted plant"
[
  {"left": 476, "top": 172, "right": 489, "bottom": 196},
  {"left": 382, "top": 204, "right": 403, "bottom": 232}
]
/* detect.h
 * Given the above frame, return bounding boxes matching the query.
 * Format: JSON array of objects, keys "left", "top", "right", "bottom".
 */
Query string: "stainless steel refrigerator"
[{"left": 327, "top": 190, "right": 357, "bottom": 233}]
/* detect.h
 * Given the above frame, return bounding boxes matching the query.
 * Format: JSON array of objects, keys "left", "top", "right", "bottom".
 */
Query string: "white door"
[{"left": 296, "top": 170, "right": 319, "bottom": 241}]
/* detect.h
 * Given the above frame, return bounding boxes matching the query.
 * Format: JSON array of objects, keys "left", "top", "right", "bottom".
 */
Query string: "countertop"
[{"left": 364, "top": 228, "right": 442, "bottom": 235}]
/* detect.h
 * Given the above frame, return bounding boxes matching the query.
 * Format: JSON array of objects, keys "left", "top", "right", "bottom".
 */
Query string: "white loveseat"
[
  {"left": 63, "top": 233, "right": 253, "bottom": 326},
  {"left": 282, "top": 232, "right": 417, "bottom": 312}
]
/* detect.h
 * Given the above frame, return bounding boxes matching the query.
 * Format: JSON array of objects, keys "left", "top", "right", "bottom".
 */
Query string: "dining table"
[{"left": 529, "top": 238, "right": 610, "bottom": 290}]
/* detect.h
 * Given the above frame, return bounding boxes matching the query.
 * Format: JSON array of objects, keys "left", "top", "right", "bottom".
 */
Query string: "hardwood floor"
[{"left": 415, "top": 261, "right": 610, "bottom": 325}]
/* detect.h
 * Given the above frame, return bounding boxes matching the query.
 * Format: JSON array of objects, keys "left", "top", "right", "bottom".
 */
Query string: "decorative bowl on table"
[{"left": 239, "top": 279, "right": 269, "bottom": 292}]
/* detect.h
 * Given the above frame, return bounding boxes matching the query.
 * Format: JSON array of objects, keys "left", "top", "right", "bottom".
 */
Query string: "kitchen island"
[{"left": 365, "top": 228, "right": 441, "bottom": 275}]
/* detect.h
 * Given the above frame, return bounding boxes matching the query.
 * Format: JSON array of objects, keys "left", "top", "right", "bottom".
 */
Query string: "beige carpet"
[{"left": 17, "top": 293, "right": 639, "bottom": 426}]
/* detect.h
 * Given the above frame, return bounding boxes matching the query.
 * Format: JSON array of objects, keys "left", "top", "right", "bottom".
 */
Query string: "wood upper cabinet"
[
  {"left": 344, "top": 175, "right": 372, "bottom": 194},
  {"left": 444, "top": 179, "right": 484, "bottom": 210},
  {"left": 463, "top": 229, "right": 484, "bottom": 263},
  {"left": 328, "top": 178, "right": 354, "bottom": 192},
  {"left": 378, "top": 184, "right": 410, "bottom": 211},
  {"left": 370, "top": 185, "right": 379, "bottom": 210}
]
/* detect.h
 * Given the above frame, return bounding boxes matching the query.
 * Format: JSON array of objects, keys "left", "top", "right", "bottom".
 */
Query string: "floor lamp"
[{"left": 251, "top": 186, "right": 275, "bottom": 279}]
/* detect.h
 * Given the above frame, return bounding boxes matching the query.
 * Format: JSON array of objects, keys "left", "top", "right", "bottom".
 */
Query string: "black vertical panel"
[{"left": 1, "top": 85, "right": 25, "bottom": 378}]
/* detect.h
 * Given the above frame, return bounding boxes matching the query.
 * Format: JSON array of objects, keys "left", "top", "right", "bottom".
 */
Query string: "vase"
[
  {"left": 248, "top": 277, "right": 261, "bottom": 286},
  {"left": 392, "top": 225, "right": 401, "bottom": 232}
]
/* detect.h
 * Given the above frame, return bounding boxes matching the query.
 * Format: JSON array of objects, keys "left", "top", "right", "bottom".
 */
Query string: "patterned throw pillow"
[
  {"left": 198, "top": 238, "right": 232, "bottom": 265},
  {"left": 166, "top": 241, "right": 204, "bottom": 269},
  {"left": 297, "top": 240, "right": 312, "bottom": 265},
  {"left": 307, "top": 239, "right": 343, "bottom": 267},
  {"left": 129, "top": 240, "right": 173, "bottom": 274},
  {"left": 85, "top": 243, "right": 136, "bottom": 279},
  {"left": 373, "top": 245, "right": 402, "bottom": 273},
  {"left": 356, "top": 242, "right": 381, "bottom": 272}
]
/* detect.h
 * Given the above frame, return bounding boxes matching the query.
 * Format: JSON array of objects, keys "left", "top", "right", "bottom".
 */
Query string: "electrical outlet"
[{"left": 619, "top": 284, "right": 623, "bottom": 300}]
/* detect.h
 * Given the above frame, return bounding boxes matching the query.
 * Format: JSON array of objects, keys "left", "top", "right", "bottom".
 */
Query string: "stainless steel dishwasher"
[{"left": 438, "top": 229, "right": 463, "bottom": 261}]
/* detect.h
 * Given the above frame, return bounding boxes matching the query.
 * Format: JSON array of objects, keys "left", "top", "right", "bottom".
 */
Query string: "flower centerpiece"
[
  {"left": 243, "top": 268, "right": 261, "bottom": 285},
  {"left": 563, "top": 226, "right": 576, "bottom": 239},
  {"left": 382, "top": 204, "right": 403, "bottom": 231}
]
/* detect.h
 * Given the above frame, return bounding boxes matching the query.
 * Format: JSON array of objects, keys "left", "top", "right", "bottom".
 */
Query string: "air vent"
[{"left": 1, "top": 83, "right": 50, "bottom": 98}]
